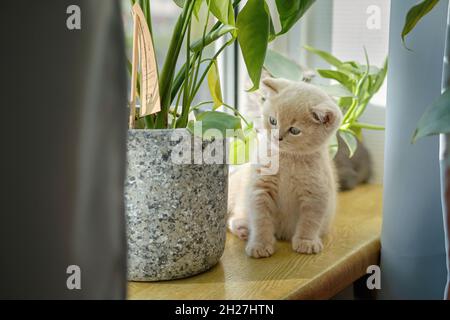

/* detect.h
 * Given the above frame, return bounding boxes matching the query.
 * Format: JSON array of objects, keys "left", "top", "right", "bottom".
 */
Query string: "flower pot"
[{"left": 125, "top": 129, "right": 228, "bottom": 281}]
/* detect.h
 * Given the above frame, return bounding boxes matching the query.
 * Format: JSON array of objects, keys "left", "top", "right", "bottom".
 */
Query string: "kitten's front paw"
[
  {"left": 292, "top": 237, "right": 323, "bottom": 254},
  {"left": 246, "top": 241, "right": 275, "bottom": 258}
]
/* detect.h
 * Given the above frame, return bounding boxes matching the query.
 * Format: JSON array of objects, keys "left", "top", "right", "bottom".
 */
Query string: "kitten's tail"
[
  {"left": 227, "top": 166, "right": 251, "bottom": 241},
  {"left": 228, "top": 216, "right": 249, "bottom": 241}
]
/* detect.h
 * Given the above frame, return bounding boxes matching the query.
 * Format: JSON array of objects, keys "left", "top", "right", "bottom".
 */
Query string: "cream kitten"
[{"left": 228, "top": 78, "right": 342, "bottom": 258}]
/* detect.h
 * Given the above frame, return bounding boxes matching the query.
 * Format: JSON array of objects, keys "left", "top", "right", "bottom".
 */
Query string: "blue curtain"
[
  {"left": 440, "top": 3, "right": 450, "bottom": 299},
  {"left": 380, "top": 0, "right": 449, "bottom": 299}
]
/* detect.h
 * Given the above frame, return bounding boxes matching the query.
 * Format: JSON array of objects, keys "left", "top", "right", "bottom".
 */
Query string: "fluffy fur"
[{"left": 228, "top": 78, "right": 342, "bottom": 258}]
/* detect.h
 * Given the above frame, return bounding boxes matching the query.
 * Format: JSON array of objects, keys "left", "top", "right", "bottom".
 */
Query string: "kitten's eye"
[
  {"left": 289, "top": 127, "right": 301, "bottom": 135},
  {"left": 269, "top": 116, "right": 277, "bottom": 126},
  {"left": 261, "top": 96, "right": 266, "bottom": 102}
]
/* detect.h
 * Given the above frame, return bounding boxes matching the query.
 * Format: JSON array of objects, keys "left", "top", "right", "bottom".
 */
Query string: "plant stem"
[
  {"left": 150, "top": 0, "right": 241, "bottom": 129},
  {"left": 222, "top": 103, "right": 251, "bottom": 127},
  {"left": 353, "top": 97, "right": 372, "bottom": 120},
  {"left": 343, "top": 48, "right": 371, "bottom": 124},
  {"left": 190, "top": 100, "right": 216, "bottom": 112},
  {"left": 142, "top": 1, "right": 154, "bottom": 37},
  {"left": 351, "top": 122, "right": 385, "bottom": 130},
  {"left": 153, "top": 1, "right": 195, "bottom": 128},
  {"left": 171, "top": 52, "right": 199, "bottom": 103},
  {"left": 191, "top": 39, "right": 233, "bottom": 100},
  {"left": 190, "top": 2, "right": 211, "bottom": 103},
  {"left": 342, "top": 99, "right": 358, "bottom": 124},
  {"left": 172, "top": 88, "right": 184, "bottom": 128},
  {"left": 178, "top": 18, "right": 193, "bottom": 128},
  {"left": 190, "top": 101, "right": 251, "bottom": 127},
  {"left": 144, "top": 114, "right": 155, "bottom": 128},
  {"left": 176, "top": 39, "right": 233, "bottom": 128},
  {"left": 170, "top": 0, "right": 241, "bottom": 108}
]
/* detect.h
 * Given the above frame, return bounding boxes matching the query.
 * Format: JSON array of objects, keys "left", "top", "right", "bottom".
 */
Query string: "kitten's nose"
[{"left": 278, "top": 137, "right": 283, "bottom": 141}]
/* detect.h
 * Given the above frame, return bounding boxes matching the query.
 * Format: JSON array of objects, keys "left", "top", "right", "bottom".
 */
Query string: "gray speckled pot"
[{"left": 125, "top": 129, "right": 228, "bottom": 281}]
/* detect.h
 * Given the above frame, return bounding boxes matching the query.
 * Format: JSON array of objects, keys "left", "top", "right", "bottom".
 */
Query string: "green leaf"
[
  {"left": 173, "top": 0, "right": 186, "bottom": 8},
  {"left": 157, "top": 3, "right": 191, "bottom": 128},
  {"left": 350, "top": 126, "right": 363, "bottom": 141},
  {"left": 229, "top": 138, "right": 247, "bottom": 164},
  {"left": 263, "top": 49, "right": 303, "bottom": 81},
  {"left": 401, "top": 0, "right": 440, "bottom": 48},
  {"left": 228, "top": 2, "right": 237, "bottom": 36},
  {"left": 229, "top": 124, "right": 257, "bottom": 164},
  {"left": 138, "top": 0, "right": 152, "bottom": 34},
  {"left": 413, "top": 88, "right": 450, "bottom": 142},
  {"left": 338, "top": 96, "right": 353, "bottom": 111},
  {"left": 357, "top": 76, "right": 370, "bottom": 101},
  {"left": 210, "top": 0, "right": 235, "bottom": 26},
  {"left": 317, "top": 84, "right": 354, "bottom": 98},
  {"left": 338, "top": 130, "right": 358, "bottom": 158},
  {"left": 346, "top": 61, "right": 361, "bottom": 68},
  {"left": 190, "top": 24, "right": 236, "bottom": 52},
  {"left": 193, "top": 0, "right": 203, "bottom": 20},
  {"left": 207, "top": 60, "right": 223, "bottom": 109},
  {"left": 304, "top": 45, "right": 343, "bottom": 68},
  {"left": 345, "top": 61, "right": 362, "bottom": 70},
  {"left": 275, "top": 0, "right": 316, "bottom": 36},
  {"left": 188, "top": 111, "right": 242, "bottom": 138},
  {"left": 135, "top": 116, "right": 146, "bottom": 129},
  {"left": 360, "top": 65, "right": 381, "bottom": 75},
  {"left": 268, "top": 16, "right": 276, "bottom": 42},
  {"left": 237, "top": 0, "right": 270, "bottom": 91},
  {"left": 351, "top": 122, "right": 385, "bottom": 131},
  {"left": 317, "top": 69, "right": 353, "bottom": 90},
  {"left": 370, "top": 58, "right": 388, "bottom": 96},
  {"left": 338, "top": 62, "right": 362, "bottom": 76}
]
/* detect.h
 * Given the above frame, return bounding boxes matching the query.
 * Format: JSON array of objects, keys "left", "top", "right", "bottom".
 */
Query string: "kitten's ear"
[
  {"left": 261, "top": 78, "right": 291, "bottom": 95},
  {"left": 311, "top": 104, "right": 341, "bottom": 127}
]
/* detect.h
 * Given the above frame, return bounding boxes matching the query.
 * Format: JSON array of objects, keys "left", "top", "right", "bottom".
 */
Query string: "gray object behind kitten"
[{"left": 334, "top": 134, "right": 372, "bottom": 191}]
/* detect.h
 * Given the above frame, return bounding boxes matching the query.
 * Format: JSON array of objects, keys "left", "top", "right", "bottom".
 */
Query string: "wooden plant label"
[{"left": 130, "top": 3, "right": 160, "bottom": 127}]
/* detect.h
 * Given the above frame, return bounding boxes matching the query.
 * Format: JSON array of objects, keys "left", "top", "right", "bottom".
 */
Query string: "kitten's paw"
[
  {"left": 292, "top": 237, "right": 323, "bottom": 254},
  {"left": 246, "top": 241, "right": 274, "bottom": 258}
]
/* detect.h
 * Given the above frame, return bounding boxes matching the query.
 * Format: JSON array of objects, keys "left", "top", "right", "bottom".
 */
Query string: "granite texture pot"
[{"left": 125, "top": 129, "right": 228, "bottom": 281}]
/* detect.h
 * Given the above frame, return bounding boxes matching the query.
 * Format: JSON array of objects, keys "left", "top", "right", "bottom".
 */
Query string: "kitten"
[
  {"left": 228, "top": 78, "right": 342, "bottom": 258},
  {"left": 243, "top": 73, "right": 372, "bottom": 192}
]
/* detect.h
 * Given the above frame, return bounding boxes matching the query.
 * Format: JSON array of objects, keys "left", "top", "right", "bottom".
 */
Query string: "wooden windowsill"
[{"left": 128, "top": 184, "right": 383, "bottom": 300}]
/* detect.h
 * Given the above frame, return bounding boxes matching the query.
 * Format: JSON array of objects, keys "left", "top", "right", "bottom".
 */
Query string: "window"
[
  {"left": 121, "top": 0, "right": 214, "bottom": 105},
  {"left": 331, "top": 0, "right": 390, "bottom": 107}
]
